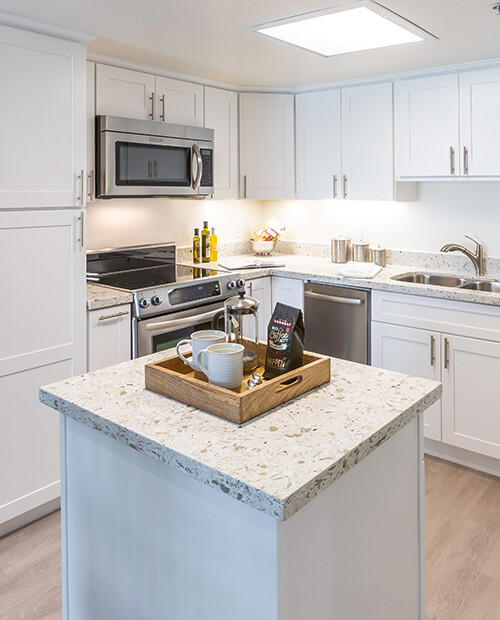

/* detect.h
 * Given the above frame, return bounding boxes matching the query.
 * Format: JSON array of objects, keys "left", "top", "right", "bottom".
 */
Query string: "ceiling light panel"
[{"left": 248, "top": 1, "right": 435, "bottom": 57}]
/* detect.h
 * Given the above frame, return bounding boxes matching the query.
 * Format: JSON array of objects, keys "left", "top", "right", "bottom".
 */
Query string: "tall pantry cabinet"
[{"left": 0, "top": 20, "right": 90, "bottom": 535}]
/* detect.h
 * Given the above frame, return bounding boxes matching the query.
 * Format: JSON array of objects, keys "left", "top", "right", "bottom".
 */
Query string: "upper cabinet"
[
  {"left": 0, "top": 25, "right": 85, "bottom": 208},
  {"left": 95, "top": 64, "right": 203, "bottom": 127},
  {"left": 296, "top": 90, "right": 341, "bottom": 200},
  {"left": 459, "top": 67, "right": 500, "bottom": 176},
  {"left": 239, "top": 93, "right": 295, "bottom": 200},
  {"left": 204, "top": 87, "right": 239, "bottom": 199},
  {"left": 395, "top": 67, "right": 500, "bottom": 179}
]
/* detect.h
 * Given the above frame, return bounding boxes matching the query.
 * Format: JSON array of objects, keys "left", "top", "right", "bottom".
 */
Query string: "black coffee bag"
[{"left": 264, "top": 303, "right": 305, "bottom": 379}]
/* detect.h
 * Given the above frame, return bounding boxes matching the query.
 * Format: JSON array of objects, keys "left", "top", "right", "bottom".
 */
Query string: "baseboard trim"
[
  {"left": 424, "top": 439, "right": 500, "bottom": 478},
  {"left": 1, "top": 481, "right": 60, "bottom": 530},
  {"left": 0, "top": 496, "right": 60, "bottom": 538}
]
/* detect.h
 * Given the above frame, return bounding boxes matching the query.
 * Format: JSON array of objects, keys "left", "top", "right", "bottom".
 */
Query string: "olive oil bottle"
[
  {"left": 210, "top": 227, "right": 218, "bottom": 263},
  {"left": 192, "top": 228, "right": 200, "bottom": 263},
  {"left": 201, "top": 220, "right": 210, "bottom": 263}
]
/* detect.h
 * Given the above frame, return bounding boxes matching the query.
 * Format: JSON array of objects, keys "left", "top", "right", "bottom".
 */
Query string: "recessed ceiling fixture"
[{"left": 246, "top": 0, "right": 436, "bottom": 58}]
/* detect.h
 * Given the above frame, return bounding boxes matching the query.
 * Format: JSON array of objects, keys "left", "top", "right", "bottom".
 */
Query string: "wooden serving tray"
[{"left": 145, "top": 342, "right": 331, "bottom": 424}]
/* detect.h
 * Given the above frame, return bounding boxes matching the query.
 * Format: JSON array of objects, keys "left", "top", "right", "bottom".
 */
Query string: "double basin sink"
[{"left": 391, "top": 272, "right": 500, "bottom": 293}]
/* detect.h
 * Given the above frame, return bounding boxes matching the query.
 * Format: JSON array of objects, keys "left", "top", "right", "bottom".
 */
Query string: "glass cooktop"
[{"left": 94, "top": 264, "right": 219, "bottom": 291}]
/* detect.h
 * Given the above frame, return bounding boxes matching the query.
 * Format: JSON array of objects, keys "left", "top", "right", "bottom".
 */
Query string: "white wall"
[
  {"left": 261, "top": 182, "right": 500, "bottom": 256},
  {"left": 86, "top": 198, "right": 262, "bottom": 250}
]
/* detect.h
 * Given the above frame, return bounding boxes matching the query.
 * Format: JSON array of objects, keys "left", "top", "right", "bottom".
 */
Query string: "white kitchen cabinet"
[
  {"left": 459, "top": 67, "right": 500, "bottom": 176},
  {"left": 246, "top": 277, "right": 272, "bottom": 341},
  {"left": 96, "top": 64, "right": 155, "bottom": 120},
  {"left": 341, "top": 83, "right": 395, "bottom": 201},
  {"left": 239, "top": 93, "right": 295, "bottom": 200},
  {"left": 156, "top": 76, "right": 203, "bottom": 126},
  {"left": 272, "top": 277, "right": 304, "bottom": 313},
  {"left": 371, "top": 322, "right": 442, "bottom": 441},
  {"left": 204, "top": 87, "right": 239, "bottom": 199},
  {"left": 442, "top": 334, "right": 500, "bottom": 460},
  {"left": 395, "top": 74, "right": 460, "bottom": 178},
  {"left": 0, "top": 210, "right": 86, "bottom": 534},
  {"left": 0, "top": 25, "right": 85, "bottom": 208},
  {"left": 86, "top": 61, "right": 96, "bottom": 203},
  {"left": 295, "top": 89, "right": 341, "bottom": 200},
  {"left": 87, "top": 305, "right": 132, "bottom": 372}
]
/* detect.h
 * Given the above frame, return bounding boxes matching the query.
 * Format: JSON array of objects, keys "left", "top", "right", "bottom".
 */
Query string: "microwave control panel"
[{"left": 200, "top": 149, "right": 214, "bottom": 187}]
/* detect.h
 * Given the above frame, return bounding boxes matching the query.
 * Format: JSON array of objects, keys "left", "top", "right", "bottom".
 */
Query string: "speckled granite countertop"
[
  {"left": 40, "top": 351, "right": 440, "bottom": 520},
  {"left": 87, "top": 283, "right": 133, "bottom": 310}
]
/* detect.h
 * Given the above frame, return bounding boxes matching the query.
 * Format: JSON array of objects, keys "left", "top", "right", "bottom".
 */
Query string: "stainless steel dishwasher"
[{"left": 304, "top": 282, "right": 370, "bottom": 364}]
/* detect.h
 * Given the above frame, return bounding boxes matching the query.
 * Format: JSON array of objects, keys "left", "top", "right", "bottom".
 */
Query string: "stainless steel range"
[{"left": 87, "top": 243, "right": 243, "bottom": 359}]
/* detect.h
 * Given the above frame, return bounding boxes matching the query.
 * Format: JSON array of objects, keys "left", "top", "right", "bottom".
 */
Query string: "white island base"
[{"left": 61, "top": 415, "right": 424, "bottom": 620}]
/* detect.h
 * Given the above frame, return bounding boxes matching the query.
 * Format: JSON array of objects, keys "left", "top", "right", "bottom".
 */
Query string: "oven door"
[
  {"left": 98, "top": 131, "right": 211, "bottom": 198},
  {"left": 135, "top": 301, "right": 225, "bottom": 359}
]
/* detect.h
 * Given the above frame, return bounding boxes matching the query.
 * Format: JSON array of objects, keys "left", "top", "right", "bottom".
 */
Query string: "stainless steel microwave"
[{"left": 96, "top": 115, "right": 214, "bottom": 198}]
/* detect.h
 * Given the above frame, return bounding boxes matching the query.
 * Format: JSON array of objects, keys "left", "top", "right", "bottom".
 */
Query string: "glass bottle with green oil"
[
  {"left": 201, "top": 220, "right": 210, "bottom": 263},
  {"left": 193, "top": 228, "right": 200, "bottom": 263}
]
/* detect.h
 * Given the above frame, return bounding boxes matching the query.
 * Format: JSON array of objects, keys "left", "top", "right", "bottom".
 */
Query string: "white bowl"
[{"left": 251, "top": 239, "right": 276, "bottom": 256}]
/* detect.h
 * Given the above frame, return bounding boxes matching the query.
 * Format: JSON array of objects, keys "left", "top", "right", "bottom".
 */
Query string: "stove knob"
[
  {"left": 139, "top": 298, "right": 150, "bottom": 308},
  {"left": 236, "top": 279, "right": 245, "bottom": 289},
  {"left": 227, "top": 280, "right": 237, "bottom": 290},
  {"left": 151, "top": 295, "right": 162, "bottom": 306}
]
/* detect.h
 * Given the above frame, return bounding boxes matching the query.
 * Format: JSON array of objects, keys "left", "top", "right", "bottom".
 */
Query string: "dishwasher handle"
[{"left": 304, "top": 290, "right": 365, "bottom": 305}]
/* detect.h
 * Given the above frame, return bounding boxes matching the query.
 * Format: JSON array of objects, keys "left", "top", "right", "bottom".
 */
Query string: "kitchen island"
[{"left": 40, "top": 351, "right": 440, "bottom": 620}]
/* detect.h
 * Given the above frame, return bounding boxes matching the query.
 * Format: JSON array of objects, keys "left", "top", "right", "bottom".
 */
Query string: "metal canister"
[
  {"left": 351, "top": 242, "right": 371, "bottom": 262},
  {"left": 372, "top": 246, "right": 387, "bottom": 267},
  {"left": 331, "top": 238, "right": 351, "bottom": 263}
]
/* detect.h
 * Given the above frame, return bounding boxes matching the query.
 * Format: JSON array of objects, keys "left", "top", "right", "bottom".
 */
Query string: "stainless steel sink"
[
  {"left": 459, "top": 280, "right": 500, "bottom": 293},
  {"left": 391, "top": 273, "right": 469, "bottom": 287}
]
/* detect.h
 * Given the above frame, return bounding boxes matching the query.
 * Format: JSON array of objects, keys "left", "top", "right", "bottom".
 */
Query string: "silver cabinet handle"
[
  {"left": 192, "top": 144, "right": 203, "bottom": 190},
  {"left": 343, "top": 175, "right": 348, "bottom": 199},
  {"left": 430, "top": 335, "right": 435, "bottom": 366},
  {"left": 145, "top": 308, "right": 221, "bottom": 331},
  {"left": 87, "top": 170, "right": 95, "bottom": 202},
  {"left": 98, "top": 311, "right": 129, "bottom": 321},
  {"left": 333, "top": 175, "right": 338, "bottom": 198},
  {"left": 149, "top": 93, "right": 155, "bottom": 120},
  {"left": 77, "top": 212, "right": 85, "bottom": 250},
  {"left": 160, "top": 94, "right": 166, "bottom": 121},
  {"left": 450, "top": 147, "right": 455, "bottom": 175},
  {"left": 463, "top": 146, "right": 469, "bottom": 175},
  {"left": 77, "top": 169, "right": 85, "bottom": 206},
  {"left": 304, "top": 290, "right": 364, "bottom": 305},
  {"left": 444, "top": 337, "right": 449, "bottom": 369},
  {"left": 243, "top": 174, "right": 247, "bottom": 199}
]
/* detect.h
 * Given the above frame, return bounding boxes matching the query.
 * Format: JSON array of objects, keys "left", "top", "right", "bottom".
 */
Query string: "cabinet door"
[
  {"left": 86, "top": 61, "right": 96, "bottom": 203},
  {"left": 204, "top": 87, "right": 238, "bottom": 199},
  {"left": 0, "top": 210, "right": 85, "bottom": 530},
  {"left": 296, "top": 90, "right": 341, "bottom": 199},
  {"left": 96, "top": 64, "right": 155, "bottom": 120},
  {"left": 87, "top": 305, "right": 131, "bottom": 371},
  {"left": 460, "top": 67, "right": 500, "bottom": 176},
  {"left": 341, "top": 82, "right": 394, "bottom": 200},
  {"left": 272, "top": 277, "right": 304, "bottom": 313},
  {"left": 239, "top": 93, "right": 295, "bottom": 200},
  {"left": 442, "top": 334, "right": 500, "bottom": 459},
  {"left": 156, "top": 77, "right": 203, "bottom": 126},
  {"left": 371, "top": 322, "right": 442, "bottom": 441},
  {"left": 247, "top": 277, "right": 272, "bottom": 342},
  {"left": 0, "top": 25, "right": 85, "bottom": 208},
  {"left": 394, "top": 74, "right": 459, "bottom": 178}
]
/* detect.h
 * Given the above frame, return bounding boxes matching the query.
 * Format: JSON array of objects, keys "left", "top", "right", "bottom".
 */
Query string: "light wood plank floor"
[{"left": 1, "top": 456, "right": 499, "bottom": 619}]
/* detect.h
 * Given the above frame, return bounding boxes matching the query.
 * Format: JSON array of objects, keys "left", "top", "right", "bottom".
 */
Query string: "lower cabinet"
[
  {"left": 371, "top": 323, "right": 442, "bottom": 441},
  {"left": 272, "top": 276, "right": 304, "bottom": 313},
  {"left": 87, "top": 305, "right": 132, "bottom": 372},
  {"left": 246, "top": 277, "right": 272, "bottom": 342}
]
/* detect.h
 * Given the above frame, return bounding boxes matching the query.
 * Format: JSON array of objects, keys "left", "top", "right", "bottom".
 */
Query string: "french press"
[{"left": 212, "top": 287, "right": 260, "bottom": 372}]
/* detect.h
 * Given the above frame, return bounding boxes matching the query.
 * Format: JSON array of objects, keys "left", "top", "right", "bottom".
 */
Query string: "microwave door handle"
[
  {"left": 191, "top": 144, "right": 203, "bottom": 190},
  {"left": 144, "top": 308, "right": 221, "bottom": 331}
]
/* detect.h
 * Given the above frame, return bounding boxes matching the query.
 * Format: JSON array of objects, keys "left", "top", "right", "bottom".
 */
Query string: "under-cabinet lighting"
[{"left": 247, "top": 0, "right": 435, "bottom": 57}]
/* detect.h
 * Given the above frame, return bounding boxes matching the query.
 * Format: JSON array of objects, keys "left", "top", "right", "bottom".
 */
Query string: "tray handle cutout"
[{"left": 275, "top": 375, "right": 303, "bottom": 393}]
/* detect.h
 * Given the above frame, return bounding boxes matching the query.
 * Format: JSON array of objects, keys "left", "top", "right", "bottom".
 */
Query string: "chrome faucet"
[{"left": 440, "top": 235, "right": 485, "bottom": 276}]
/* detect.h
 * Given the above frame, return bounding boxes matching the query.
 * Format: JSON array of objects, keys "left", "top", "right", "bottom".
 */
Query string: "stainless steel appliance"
[
  {"left": 87, "top": 243, "right": 243, "bottom": 359},
  {"left": 304, "top": 282, "right": 370, "bottom": 364},
  {"left": 96, "top": 116, "right": 214, "bottom": 198}
]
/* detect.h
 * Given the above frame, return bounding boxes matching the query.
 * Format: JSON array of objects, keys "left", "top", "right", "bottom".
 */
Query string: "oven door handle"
[{"left": 144, "top": 308, "right": 222, "bottom": 331}]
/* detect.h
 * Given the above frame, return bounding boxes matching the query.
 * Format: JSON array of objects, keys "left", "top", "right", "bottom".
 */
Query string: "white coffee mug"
[
  {"left": 196, "top": 343, "right": 244, "bottom": 389},
  {"left": 176, "top": 330, "right": 226, "bottom": 372}
]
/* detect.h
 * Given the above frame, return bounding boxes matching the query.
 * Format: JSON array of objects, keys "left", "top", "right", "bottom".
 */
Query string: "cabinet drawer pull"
[
  {"left": 98, "top": 311, "right": 129, "bottom": 321},
  {"left": 333, "top": 174, "right": 338, "bottom": 198},
  {"left": 243, "top": 174, "right": 247, "bottom": 199},
  {"left": 450, "top": 147, "right": 455, "bottom": 175},
  {"left": 463, "top": 146, "right": 469, "bottom": 175},
  {"left": 444, "top": 337, "right": 450, "bottom": 369},
  {"left": 149, "top": 93, "right": 155, "bottom": 120},
  {"left": 430, "top": 335, "right": 435, "bottom": 366},
  {"left": 160, "top": 94, "right": 166, "bottom": 121},
  {"left": 343, "top": 174, "right": 348, "bottom": 199}
]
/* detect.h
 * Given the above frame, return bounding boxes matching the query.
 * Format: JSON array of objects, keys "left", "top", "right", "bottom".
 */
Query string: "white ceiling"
[{"left": 2, "top": 0, "right": 500, "bottom": 87}]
